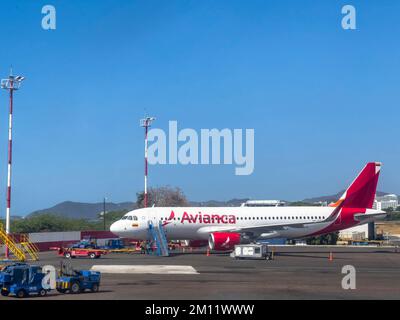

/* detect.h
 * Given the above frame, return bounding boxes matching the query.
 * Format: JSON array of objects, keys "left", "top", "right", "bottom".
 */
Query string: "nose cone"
[{"left": 110, "top": 221, "right": 121, "bottom": 235}]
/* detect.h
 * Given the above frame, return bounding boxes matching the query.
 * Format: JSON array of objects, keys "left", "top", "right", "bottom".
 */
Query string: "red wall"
[{"left": 34, "top": 240, "right": 77, "bottom": 252}]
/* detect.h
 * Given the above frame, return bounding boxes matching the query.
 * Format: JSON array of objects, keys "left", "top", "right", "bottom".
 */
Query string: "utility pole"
[
  {"left": 1, "top": 70, "right": 25, "bottom": 258},
  {"left": 140, "top": 116, "right": 155, "bottom": 208},
  {"left": 103, "top": 197, "right": 106, "bottom": 231}
]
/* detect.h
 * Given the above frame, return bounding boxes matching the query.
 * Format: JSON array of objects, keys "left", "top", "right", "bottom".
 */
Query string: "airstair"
[
  {"left": 0, "top": 224, "right": 40, "bottom": 261},
  {"left": 0, "top": 223, "right": 26, "bottom": 261},
  {"left": 20, "top": 234, "right": 39, "bottom": 261},
  {"left": 148, "top": 220, "right": 169, "bottom": 257}
]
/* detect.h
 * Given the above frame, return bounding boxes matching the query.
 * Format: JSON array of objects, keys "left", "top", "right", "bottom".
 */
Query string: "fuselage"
[{"left": 110, "top": 206, "right": 382, "bottom": 241}]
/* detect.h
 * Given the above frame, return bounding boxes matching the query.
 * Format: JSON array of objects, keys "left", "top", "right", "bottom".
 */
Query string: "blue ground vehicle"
[
  {"left": 71, "top": 239, "right": 97, "bottom": 249},
  {"left": 56, "top": 263, "right": 101, "bottom": 294},
  {"left": 0, "top": 262, "right": 101, "bottom": 297},
  {"left": 99, "top": 239, "right": 125, "bottom": 250},
  {"left": 0, "top": 263, "right": 48, "bottom": 298}
]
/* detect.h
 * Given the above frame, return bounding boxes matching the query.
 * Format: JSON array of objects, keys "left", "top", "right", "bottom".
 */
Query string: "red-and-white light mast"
[
  {"left": 1, "top": 70, "right": 25, "bottom": 258},
  {"left": 140, "top": 116, "right": 155, "bottom": 208}
]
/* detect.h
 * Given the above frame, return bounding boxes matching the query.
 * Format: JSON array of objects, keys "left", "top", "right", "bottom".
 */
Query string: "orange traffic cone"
[
  {"left": 329, "top": 252, "right": 333, "bottom": 261},
  {"left": 206, "top": 248, "right": 210, "bottom": 256}
]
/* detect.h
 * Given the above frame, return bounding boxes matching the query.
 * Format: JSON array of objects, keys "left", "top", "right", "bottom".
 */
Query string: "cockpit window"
[{"left": 121, "top": 215, "right": 138, "bottom": 221}]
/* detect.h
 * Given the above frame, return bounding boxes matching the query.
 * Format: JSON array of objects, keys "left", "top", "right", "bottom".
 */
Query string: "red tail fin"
[{"left": 330, "top": 162, "right": 381, "bottom": 209}]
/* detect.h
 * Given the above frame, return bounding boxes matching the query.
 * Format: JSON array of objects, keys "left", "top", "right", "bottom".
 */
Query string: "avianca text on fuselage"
[{"left": 179, "top": 211, "right": 236, "bottom": 224}]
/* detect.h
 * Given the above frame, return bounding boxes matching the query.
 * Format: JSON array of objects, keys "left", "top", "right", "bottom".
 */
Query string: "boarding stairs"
[
  {"left": 0, "top": 223, "right": 40, "bottom": 261},
  {"left": 0, "top": 223, "right": 26, "bottom": 261},
  {"left": 148, "top": 220, "right": 169, "bottom": 257},
  {"left": 20, "top": 234, "right": 40, "bottom": 261}
]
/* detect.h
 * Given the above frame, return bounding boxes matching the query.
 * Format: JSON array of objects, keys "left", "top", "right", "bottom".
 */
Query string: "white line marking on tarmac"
[{"left": 91, "top": 265, "right": 199, "bottom": 274}]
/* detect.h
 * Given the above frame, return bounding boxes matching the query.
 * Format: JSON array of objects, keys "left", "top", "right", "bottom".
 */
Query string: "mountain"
[
  {"left": 28, "top": 201, "right": 136, "bottom": 220},
  {"left": 302, "top": 190, "right": 392, "bottom": 204},
  {"left": 27, "top": 199, "right": 250, "bottom": 220},
  {"left": 190, "top": 198, "right": 249, "bottom": 207},
  {"left": 27, "top": 191, "right": 397, "bottom": 220}
]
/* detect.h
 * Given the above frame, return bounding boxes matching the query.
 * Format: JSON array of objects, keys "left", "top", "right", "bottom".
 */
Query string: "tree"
[
  {"left": 136, "top": 186, "right": 189, "bottom": 208},
  {"left": 11, "top": 213, "right": 98, "bottom": 233},
  {"left": 101, "top": 210, "right": 129, "bottom": 226}
]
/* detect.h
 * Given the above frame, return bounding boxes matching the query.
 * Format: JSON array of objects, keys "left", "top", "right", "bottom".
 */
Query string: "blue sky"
[{"left": 0, "top": 0, "right": 399, "bottom": 215}]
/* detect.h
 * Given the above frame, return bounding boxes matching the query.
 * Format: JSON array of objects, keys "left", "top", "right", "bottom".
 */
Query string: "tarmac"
[{"left": 1, "top": 246, "right": 400, "bottom": 300}]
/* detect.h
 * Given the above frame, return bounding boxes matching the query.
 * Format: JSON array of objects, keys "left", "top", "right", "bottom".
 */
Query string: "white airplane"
[{"left": 110, "top": 162, "right": 386, "bottom": 251}]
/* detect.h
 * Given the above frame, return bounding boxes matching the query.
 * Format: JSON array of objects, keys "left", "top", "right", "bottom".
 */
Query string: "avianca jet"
[{"left": 110, "top": 162, "right": 386, "bottom": 251}]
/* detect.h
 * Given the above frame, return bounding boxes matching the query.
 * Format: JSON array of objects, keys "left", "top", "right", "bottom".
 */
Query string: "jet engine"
[{"left": 208, "top": 232, "right": 241, "bottom": 251}]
